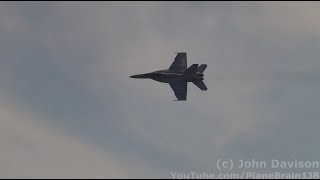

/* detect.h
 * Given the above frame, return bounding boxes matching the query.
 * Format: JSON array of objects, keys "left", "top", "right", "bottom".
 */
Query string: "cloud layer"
[{"left": 1, "top": 2, "right": 320, "bottom": 178}]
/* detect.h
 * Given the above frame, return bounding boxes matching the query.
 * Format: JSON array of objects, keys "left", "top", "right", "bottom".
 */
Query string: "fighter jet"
[{"left": 130, "top": 53, "right": 207, "bottom": 101}]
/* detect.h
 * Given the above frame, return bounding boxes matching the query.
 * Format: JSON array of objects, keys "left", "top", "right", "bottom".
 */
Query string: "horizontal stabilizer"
[
  {"left": 197, "top": 64, "right": 207, "bottom": 73},
  {"left": 184, "top": 64, "right": 198, "bottom": 74},
  {"left": 193, "top": 80, "right": 207, "bottom": 91}
]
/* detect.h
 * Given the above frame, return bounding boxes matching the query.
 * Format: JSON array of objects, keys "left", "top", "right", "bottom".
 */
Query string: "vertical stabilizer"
[
  {"left": 197, "top": 64, "right": 207, "bottom": 73},
  {"left": 184, "top": 64, "right": 198, "bottom": 74}
]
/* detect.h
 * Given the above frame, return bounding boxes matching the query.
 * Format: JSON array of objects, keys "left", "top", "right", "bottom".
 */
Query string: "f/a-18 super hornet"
[{"left": 130, "top": 52, "right": 207, "bottom": 101}]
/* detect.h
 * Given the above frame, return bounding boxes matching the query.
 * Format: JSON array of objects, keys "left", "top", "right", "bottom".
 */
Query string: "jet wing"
[
  {"left": 169, "top": 53, "right": 187, "bottom": 73},
  {"left": 169, "top": 80, "right": 187, "bottom": 101}
]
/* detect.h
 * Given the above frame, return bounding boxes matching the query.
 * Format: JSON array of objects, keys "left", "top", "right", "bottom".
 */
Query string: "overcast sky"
[{"left": 1, "top": 1, "right": 320, "bottom": 178}]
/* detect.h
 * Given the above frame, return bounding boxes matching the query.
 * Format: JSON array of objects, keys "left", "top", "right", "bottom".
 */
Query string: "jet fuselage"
[{"left": 130, "top": 69, "right": 204, "bottom": 83}]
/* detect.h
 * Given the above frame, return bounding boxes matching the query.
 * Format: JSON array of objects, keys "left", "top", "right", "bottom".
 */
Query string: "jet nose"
[
  {"left": 130, "top": 75, "right": 141, "bottom": 78},
  {"left": 130, "top": 74, "right": 149, "bottom": 78}
]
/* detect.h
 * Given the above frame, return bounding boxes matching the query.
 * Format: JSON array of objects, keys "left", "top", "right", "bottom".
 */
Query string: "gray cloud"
[{"left": 0, "top": 95, "right": 138, "bottom": 178}]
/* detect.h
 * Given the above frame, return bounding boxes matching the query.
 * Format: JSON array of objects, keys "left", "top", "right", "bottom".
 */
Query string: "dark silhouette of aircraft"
[{"left": 130, "top": 52, "right": 207, "bottom": 101}]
